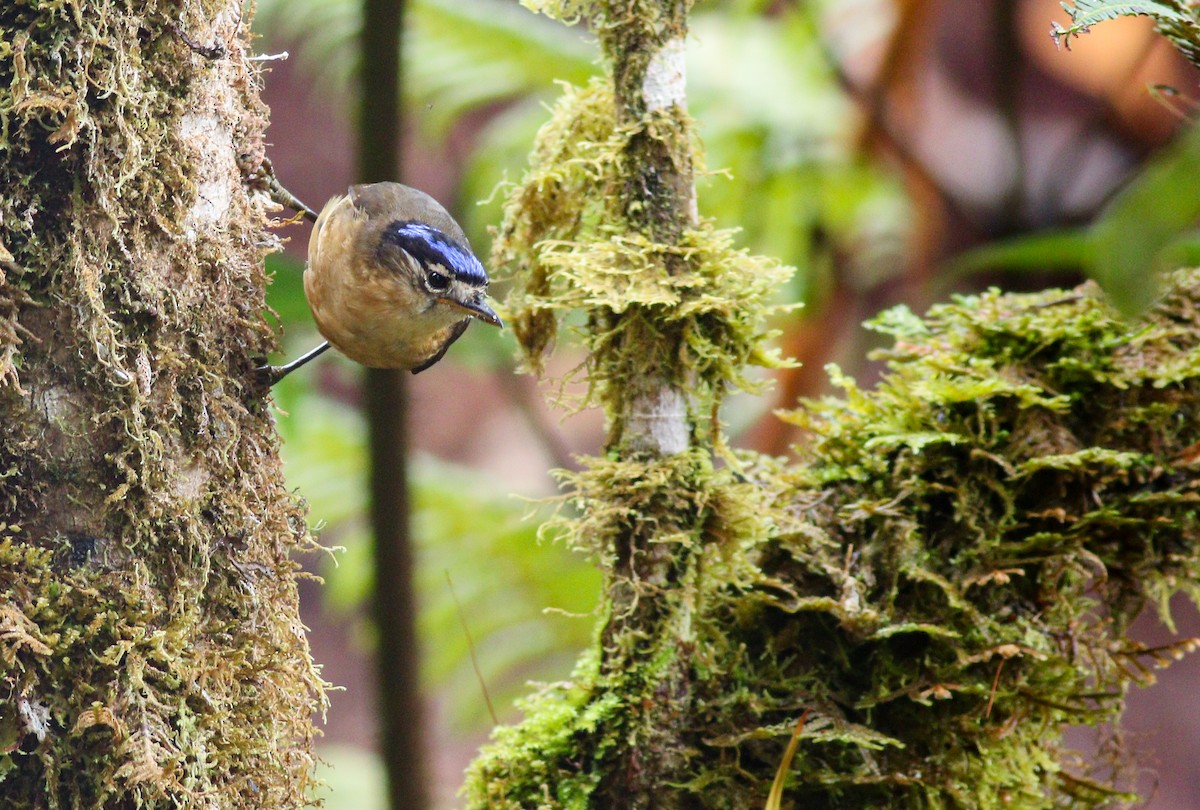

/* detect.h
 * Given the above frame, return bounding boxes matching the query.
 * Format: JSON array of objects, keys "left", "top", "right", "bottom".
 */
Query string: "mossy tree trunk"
[{"left": 0, "top": 3, "right": 323, "bottom": 808}]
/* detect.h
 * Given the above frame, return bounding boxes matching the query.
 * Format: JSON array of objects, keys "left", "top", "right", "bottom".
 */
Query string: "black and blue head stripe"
[{"left": 382, "top": 220, "right": 489, "bottom": 286}]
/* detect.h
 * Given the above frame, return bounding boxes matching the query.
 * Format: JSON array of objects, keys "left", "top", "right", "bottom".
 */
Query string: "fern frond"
[{"left": 1052, "top": 1, "right": 1192, "bottom": 49}]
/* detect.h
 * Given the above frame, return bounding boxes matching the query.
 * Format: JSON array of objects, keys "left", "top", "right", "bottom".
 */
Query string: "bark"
[{"left": 0, "top": 2, "right": 322, "bottom": 807}]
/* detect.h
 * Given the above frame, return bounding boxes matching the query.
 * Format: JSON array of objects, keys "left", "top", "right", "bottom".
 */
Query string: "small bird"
[{"left": 257, "top": 182, "right": 501, "bottom": 385}]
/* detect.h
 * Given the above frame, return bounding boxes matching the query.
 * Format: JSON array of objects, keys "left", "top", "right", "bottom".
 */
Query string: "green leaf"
[
  {"left": 410, "top": 0, "right": 596, "bottom": 136},
  {"left": 942, "top": 229, "right": 1094, "bottom": 290},
  {"left": 944, "top": 124, "right": 1200, "bottom": 316},
  {"left": 1090, "top": 123, "right": 1200, "bottom": 314},
  {"left": 254, "top": 0, "right": 596, "bottom": 135}
]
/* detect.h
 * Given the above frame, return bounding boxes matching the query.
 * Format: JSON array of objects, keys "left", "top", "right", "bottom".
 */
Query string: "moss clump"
[
  {"left": 470, "top": 451, "right": 783, "bottom": 806},
  {"left": 467, "top": 273, "right": 1200, "bottom": 808},
  {"left": 702, "top": 277, "right": 1200, "bottom": 807},
  {"left": 740, "top": 277, "right": 1200, "bottom": 806},
  {"left": 497, "top": 78, "right": 793, "bottom": 422},
  {"left": 466, "top": 650, "right": 617, "bottom": 810}
]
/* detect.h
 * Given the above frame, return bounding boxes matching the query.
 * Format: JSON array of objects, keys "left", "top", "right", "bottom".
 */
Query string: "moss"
[
  {"left": 468, "top": 274, "right": 1200, "bottom": 809},
  {"left": 498, "top": 79, "right": 793, "bottom": 426},
  {"left": 470, "top": 0, "right": 1200, "bottom": 806},
  {"left": 710, "top": 278, "right": 1200, "bottom": 807},
  {"left": 482, "top": 3, "right": 796, "bottom": 798},
  {"left": 0, "top": 2, "right": 323, "bottom": 808},
  {"left": 465, "top": 650, "right": 617, "bottom": 809}
]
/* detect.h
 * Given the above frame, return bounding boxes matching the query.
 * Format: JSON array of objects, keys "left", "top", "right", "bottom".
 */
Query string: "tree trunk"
[{"left": 0, "top": 3, "right": 323, "bottom": 807}]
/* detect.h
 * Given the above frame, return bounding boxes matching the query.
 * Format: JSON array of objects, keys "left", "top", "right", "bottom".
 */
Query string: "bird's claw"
[{"left": 250, "top": 362, "right": 288, "bottom": 390}]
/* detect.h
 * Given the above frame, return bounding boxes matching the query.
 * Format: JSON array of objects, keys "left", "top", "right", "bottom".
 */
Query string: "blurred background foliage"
[{"left": 250, "top": 0, "right": 1200, "bottom": 807}]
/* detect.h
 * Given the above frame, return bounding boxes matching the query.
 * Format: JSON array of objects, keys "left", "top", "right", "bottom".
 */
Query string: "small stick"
[{"left": 446, "top": 571, "right": 499, "bottom": 726}]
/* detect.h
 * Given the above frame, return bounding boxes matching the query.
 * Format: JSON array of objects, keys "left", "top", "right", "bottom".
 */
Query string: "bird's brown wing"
[{"left": 410, "top": 318, "right": 470, "bottom": 374}]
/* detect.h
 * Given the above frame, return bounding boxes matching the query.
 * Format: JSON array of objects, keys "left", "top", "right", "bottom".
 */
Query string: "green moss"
[
  {"left": 471, "top": 0, "right": 1200, "bottom": 805},
  {"left": 465, "top": 650, "right": 615, "bottom": 809},
  {"left": 739, "top": 277, "right": 1200, "bottom": 806},
  {"left": 498, "top": 79, "right": 793, "bottom": 424},
  {"left": 0, "top": 3, "right": 323, "bottom": 808},
  {"left": 468, "top": 272, "right": 1200, "bottom": 807}
]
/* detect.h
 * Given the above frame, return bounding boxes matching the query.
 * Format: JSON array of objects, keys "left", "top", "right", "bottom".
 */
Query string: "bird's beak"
[{"left": 442, "top": 296, "right": 503, "bottom": 328}]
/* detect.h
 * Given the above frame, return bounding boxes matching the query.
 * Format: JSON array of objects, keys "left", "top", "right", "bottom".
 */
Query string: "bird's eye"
[{"left": 426, "top": 271, "right": 450, "bottom": 292}]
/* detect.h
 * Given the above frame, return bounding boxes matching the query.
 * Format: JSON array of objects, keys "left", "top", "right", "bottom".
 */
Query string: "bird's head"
[{"left": 376, "top": 219, "right": 502, "bottom": 328}]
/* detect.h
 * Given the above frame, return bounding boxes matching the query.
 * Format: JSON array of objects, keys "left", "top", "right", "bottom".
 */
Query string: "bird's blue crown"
[{"left": 384, "top": 220, "right": 488, "bottom": 286}]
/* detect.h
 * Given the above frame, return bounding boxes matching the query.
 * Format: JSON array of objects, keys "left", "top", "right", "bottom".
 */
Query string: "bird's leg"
[
  {"left": 246, "top": 156, "right": 319, "bottom": 223},
  {"left": 243, "top": 157, "right": 325, "bottom": 391},
  {"left": 253, "top": 341, "right": 331, "bottom": 388}
]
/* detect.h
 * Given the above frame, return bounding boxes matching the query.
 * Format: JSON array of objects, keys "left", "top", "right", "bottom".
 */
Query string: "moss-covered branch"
[
  {"left": 0, "top": 2, "right": 323, "bottom": 807},
  {"left": 466, "top": 1, "right": 1200, "bottom": 807},
  {"left": 482, "top": 0, "right": 797, "bottom": 805}
]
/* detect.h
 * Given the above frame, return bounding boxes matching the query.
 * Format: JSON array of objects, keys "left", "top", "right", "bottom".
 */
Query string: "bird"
[{"left": 256, "top": 182, "right": 501, "bottom": 386}]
